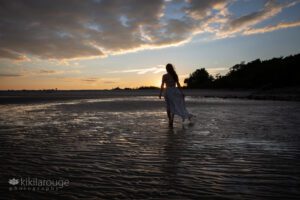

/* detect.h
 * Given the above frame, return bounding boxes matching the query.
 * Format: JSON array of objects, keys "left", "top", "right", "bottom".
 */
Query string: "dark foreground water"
[{"left": 0, "top": 97, "right": 300, "bottom": 199}]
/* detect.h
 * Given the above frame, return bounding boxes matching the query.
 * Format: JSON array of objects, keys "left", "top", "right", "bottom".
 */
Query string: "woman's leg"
[
  {"left": 167, "top": 109, "right": 171, "bottom": 121},
  {"left": 167, "top": 110, "right": 174, "bottom": 127},
  {"left": 167, "top": 109, "right": 173, "bottom": 127}
]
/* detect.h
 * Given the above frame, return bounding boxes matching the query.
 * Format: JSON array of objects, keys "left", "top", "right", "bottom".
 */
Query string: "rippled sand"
[{"left": 1, "top": 97, "right": 300, "bottom": 199}]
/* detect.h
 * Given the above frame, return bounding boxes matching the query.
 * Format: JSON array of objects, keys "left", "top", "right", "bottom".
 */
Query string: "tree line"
[{"left": 184, "top": 53, "right": 300, "bottom": 89}]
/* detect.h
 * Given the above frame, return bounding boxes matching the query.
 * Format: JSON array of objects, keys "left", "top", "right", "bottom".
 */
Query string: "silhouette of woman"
[{"left": 159, "top": 63, "right": 192, "bottom": 127}]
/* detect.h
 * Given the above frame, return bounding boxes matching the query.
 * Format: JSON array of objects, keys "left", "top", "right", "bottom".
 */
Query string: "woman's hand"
[{"left": 159, "top": 93, "right": 162, "bottom": 99}]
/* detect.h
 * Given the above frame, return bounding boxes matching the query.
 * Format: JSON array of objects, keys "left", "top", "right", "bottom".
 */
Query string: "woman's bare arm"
[
  {"left": 177, "top": 81, "right": 184, "bottom": 97},
  {"left": 159, "top": 76, "right": 165, "bottom": 99}
]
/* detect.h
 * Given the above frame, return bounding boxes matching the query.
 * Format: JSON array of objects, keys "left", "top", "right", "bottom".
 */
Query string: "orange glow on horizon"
[{"left": 0, "top": 74, "right": 168, "bottom": 90}]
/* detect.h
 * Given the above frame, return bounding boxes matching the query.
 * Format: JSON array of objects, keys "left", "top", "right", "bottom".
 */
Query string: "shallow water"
[{"left": 0, "top": 97, "right": 300, "bottom": 199}]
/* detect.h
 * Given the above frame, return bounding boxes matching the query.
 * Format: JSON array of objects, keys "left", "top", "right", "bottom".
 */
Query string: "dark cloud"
[
  {"left": 0, "top": 73, "right": 23, "bottom": 77},
  {"left": 0, "top": 49, "right": 28, "bottom": 61},
  {"left": 0, "top": 0, "right": 299, "bottom": 61},
  {"left": 38, "top": 70, "right": 62, "bottom": 74},
  {"left": 0, "top": 0, "right": 164, "bottom": 60}
]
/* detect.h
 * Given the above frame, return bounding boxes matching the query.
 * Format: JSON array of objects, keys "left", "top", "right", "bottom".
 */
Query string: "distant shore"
[{"left": 0, "top": 87, "right": 299, "bottom": 104}]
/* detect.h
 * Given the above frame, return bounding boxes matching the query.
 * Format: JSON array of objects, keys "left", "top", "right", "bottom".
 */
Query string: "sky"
[{"left": 0, "top": 0, "right": 300, "bottom": 90}]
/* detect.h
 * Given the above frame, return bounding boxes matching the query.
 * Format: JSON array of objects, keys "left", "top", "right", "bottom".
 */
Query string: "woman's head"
[{"left": 166, "top": 63, "right": 178, "bottom": 82}]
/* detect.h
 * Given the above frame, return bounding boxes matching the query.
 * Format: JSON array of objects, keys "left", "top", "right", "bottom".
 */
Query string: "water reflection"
[
  {"left": 0, "top": 97, "right": 300, "bottom": 199},
  {"left": 163, "top": 128, "right": 183, "bottom": 190}
]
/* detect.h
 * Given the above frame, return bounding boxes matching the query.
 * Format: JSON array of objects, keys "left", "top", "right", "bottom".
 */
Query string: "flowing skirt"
[{"left": 164, "top": 87, "right": 192, "bottom": 120}]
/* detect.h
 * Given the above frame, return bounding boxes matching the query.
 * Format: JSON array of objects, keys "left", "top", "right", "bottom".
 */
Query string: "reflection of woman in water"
[{"left": 159, "top": 63, "right": 192, "bottom": 127}]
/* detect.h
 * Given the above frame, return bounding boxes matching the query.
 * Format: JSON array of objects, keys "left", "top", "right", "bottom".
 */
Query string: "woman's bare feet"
[{"left": 188, "top": 114, "right": 194, "bottom": 121}]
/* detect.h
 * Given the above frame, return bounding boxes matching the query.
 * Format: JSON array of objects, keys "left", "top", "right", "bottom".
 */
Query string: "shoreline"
[{"left": 0, "top": 88, "right": 299, "bottom": 104}]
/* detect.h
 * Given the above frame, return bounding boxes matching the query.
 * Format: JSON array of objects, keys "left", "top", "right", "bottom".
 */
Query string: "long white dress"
[{"left": 163, "top": 74, "right": 192, "bottom": 121}]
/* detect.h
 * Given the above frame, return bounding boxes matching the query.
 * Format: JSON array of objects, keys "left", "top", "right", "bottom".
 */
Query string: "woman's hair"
[{"left": 166, "top": 63, "right": 178, "bottom": 82}]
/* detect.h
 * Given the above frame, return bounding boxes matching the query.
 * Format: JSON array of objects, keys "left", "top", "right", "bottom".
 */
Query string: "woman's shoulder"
[{"left": 162, "top": 73, "right": 169, "bottom": 79}]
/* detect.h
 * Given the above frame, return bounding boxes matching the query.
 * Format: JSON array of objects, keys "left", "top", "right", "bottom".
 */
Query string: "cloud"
[
  {"left": 82, "top": 78, "right": 98, "bottom": 82},
  {"left": 0, "top": 0, "right": 165, "bottom": 60},
  {"left": 0, "top": 49, "right": 29, "bottom": 61},
  {"left": 0, "top": 73, "right": 23, "bottom": 77},
  {"left": 33, "top": 69, "right": 81, "bottom": 76},
  {"left": 81, "top": 77, "right": 119, "bottom": 84},
  {"left": 219, "top": 0, "right": 299, "bottom": 37},
  {"left": 109, "top": 66, "right": 165, "bottom": 74},
  {"left": 0, "top": 68, "right": 81, "bottom": 78},
  {"left": 38, "top": 70, "right": 64, "bottom": 75},
  {"left": 0, "top": 0, "right": 299, "bottom": 61},
  {"left": 186, "top": 0, "right": 229, "bottom": 20},
  {"left": 244, "top": 20, "right": 300, "bottom": 35}
]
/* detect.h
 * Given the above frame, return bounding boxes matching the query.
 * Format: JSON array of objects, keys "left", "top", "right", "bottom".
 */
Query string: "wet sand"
[
  {"left": 0, "top": 96, "right": 300, "bottom": 199},
  {"left": 0, "top": 89, "right": 254, "bottom": 104},
  {"left": 1, "top": 88, "right": 299, "bottom": 104}
]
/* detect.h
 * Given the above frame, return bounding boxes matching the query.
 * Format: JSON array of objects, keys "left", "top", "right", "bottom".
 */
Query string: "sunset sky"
[{"left": 0, "top": 0, "right": 300, "bottom": 90}]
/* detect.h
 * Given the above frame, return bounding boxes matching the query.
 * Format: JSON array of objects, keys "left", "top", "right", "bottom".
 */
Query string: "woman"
[{"left": 159, "top": 63, "right": 192, "bottom": 127}]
